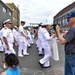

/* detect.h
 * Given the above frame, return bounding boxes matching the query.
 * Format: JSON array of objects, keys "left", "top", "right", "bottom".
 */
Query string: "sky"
[{"left": 2, "top": 0, "right": 75, "bottom": 25}]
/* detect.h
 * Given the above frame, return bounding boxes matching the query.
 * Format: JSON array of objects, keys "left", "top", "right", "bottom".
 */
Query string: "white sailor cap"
[
  {"left": 41, "top": 21, "right": 50, "bottom": 26},
  {"left": 41, "top": 23, "right": 50, "bottom": 26},
  {"left": 3, "top": 19, "right": 12, "bottom": 25},
  {"left": 23, "top": 25, "right": 27, "bottom": 27},
  {"left": 14, "top": 26, "right": 18, "bottom": 28},
  {"left": 28, "top": 27, "right": 31, "bottom": 30}
]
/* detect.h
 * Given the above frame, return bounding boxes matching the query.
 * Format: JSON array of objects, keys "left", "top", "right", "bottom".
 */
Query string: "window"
[
  {"left": 58, "top": 18, "right": 61, "bottom": 25},
  {"left": 12, "top": 8, "right": 15, "bottom": 11},
  {"left": 3, "top": 7, "right": 7, "bottom": 13},
  {"left": 13, "top": 17, "right": 15, "bottom": 20},
  {"left": 13, "top": 17, "right": 18, "bottom": 22},
  {"left": 62, "top": 15, "right": 69, "bottom": 25},
  {"left": 55, "top": 20, "right": 57, "bottom": 24},
  {"left": 62, "top": 16, "right": 65, "bottom": 25},
  {"left": 9, "top": 12, "right": 12, "bottom": 16},
  {"left": 65, "top": 19, "right": 68, "bottom": 25},
  {"left": 12, "top": 8, "right": 17, "bottom": 12}
]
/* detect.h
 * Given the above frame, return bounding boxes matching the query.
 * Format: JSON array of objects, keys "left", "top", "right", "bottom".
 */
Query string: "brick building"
[{"left": 53, "top": 2, "right": 75, "bottom": 30}]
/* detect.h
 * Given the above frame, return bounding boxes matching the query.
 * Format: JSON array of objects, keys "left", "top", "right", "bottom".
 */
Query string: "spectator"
[
  {"left": 56, "top": 11, "right": 75, "bottom": 75},
  {"left": 0, "top": 53, "right": 20, "bottom": 75}
]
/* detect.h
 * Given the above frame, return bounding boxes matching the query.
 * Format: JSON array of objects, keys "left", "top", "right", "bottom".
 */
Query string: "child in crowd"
[{"left": 0, "top": 53, "right": 20, "bottom": 75}]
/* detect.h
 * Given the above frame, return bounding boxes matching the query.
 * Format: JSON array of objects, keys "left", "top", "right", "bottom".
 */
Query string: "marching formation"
[
  {"left": 0, "top": 19, "right": 35, "bottom": 75},
  {"left": 0, "top": 19, "right": 34, "bottom": 57},
  {"left": 0, "top": 19, "right": 59, "bottom": 69}
]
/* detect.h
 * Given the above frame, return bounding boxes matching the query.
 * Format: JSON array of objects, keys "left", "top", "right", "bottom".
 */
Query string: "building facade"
[
  {"left": 6, "top": 3, "right": 20, "bottom": 27},
  {"left": 53, "top": 2, "right": 75, "bottom": 30},
  {"left": 0, "top": 0, "right": 12, "bottom": 27}
]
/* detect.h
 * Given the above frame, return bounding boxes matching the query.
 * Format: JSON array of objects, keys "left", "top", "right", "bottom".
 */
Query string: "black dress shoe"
[
  {"left": 43, "top": 65, "right": 51, "bottom": 68},
  {"left": 39, "top": 54, "right": 44, "bottom": 56},
  {"left": 28, "top": 46, "right": 31, "bottom": 48},
  {"left": 0, "top": 51, "right": 4, "bottom": 53},
  {"left": 42, "top": 48, "right": 44, "bottom": 50},
  {"left": 38, "top": 61, "right": 44, "bottom": 68}
]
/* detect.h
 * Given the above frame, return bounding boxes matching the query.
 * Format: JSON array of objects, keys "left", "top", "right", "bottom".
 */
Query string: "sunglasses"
[
  {"left": 6, "top": 23, "right": 12, "bottom": 24},
  {"left": 8, "top": 23, "right": 12, "bottom": 24}
]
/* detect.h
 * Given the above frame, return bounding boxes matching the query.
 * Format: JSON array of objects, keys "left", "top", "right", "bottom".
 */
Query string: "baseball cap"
[{"left": 67, "top": 10, "right": 75, "bottom": 19}]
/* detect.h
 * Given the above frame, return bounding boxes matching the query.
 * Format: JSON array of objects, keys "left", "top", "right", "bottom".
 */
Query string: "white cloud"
[{"left": 2, "top": 0, "right": 75, "bottom": 24}]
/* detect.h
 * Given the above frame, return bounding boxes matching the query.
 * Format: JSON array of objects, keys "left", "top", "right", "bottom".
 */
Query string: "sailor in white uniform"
[
  {"left": 37, "top": 24, "right": 43, "bottom": 55},
  {"left": 38, "top": 23, "right": 56, "bottom": 68},
  {"left": 2, "top": 19, "right": 18, "bottom": 56},
  {"left": 18, "top": 21, "right": 29, "bottom": 57},
  {"left": 0, "top": 27, "right": 4, "bottom": 52},
  {"left": 23, "top": 25, "right": 31, "bottom": 48},
  {"left": 12, "top": 26, "right": 18, "bottom": 42}
]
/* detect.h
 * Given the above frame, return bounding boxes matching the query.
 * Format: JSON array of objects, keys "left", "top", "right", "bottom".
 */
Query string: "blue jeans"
[{"left": 65, "top": 54, "right": 75, "bottom": 75}]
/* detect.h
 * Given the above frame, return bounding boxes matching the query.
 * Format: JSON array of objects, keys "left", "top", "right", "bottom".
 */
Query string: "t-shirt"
[
  {"left": 64, "top": 26, "right": 75, "bottom": 53},
  {"left": 5, "top": 66, "right": 20, "bottom": 75}
]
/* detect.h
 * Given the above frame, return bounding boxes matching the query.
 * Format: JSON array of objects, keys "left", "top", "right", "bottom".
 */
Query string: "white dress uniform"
[
  {"left": 30, "top": 29, "right": 34, "bottom": 44},
  {"left": 24, "top": 29, "right": 31, "bottom": 47},
  {"left": 38, "top": 26, "right": 43, "bottom": 54},
  {"left": 36, "top": 39, "right": 39, "bottom": 48},
  {"left": 0, "top": 29, "right": 4, "bottom": 52},
  {"left": 12, "top": 28, "right": 18, "bottom": 42},
  {"left": 27, "top": 30, "right": 32, "bottom": 46},
  {"left": 18, "top": 25, "right": 28, "bottom": 57},
  {"left": 39, "top": 27, "right": 54, "bottom": 67},
  {"left": 2, "top": 27, "right": 16, "bottom": 54}
]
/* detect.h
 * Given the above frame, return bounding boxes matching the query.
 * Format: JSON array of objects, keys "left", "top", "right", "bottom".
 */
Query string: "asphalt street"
[{"left": 0, "top": 41, "right": 65, "bottom": 75}]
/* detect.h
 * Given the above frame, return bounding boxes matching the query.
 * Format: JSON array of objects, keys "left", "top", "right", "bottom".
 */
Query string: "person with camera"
[
  {"left": 56, "top": 10, "right": 75, "bottom": 75},
  {"left": 38, "top": 23, "right": 56, "bottom": 68}
]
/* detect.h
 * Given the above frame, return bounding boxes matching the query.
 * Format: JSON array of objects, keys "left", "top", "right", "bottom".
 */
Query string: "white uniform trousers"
[
  {"left": 39, "top": 43, "right": 51, "bottom": 67},
  {"left": 18, "top": 37, "right": 27, "bottom": 55},
  {"left": 27, "top": 39, "right": 31, "bottom": 47},
  {"left": 36, "top": 39, "right": 39, "bottom": 48},
  {"left": 0, "top": 46, "right": 4, "bottom": 51},
  {"left": 0, "top": 40, "right": 4, "bottom": 51},
  {"left": 3, "top": 42, "right": 16, "bottom": 54},
  {"left": 38, "top": 39, "right": 43, "bottom": 54}
]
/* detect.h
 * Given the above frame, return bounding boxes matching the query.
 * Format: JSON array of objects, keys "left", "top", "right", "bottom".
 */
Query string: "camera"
[{"left": 52, "top": 24, "right": 57, "bottom": 31}]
